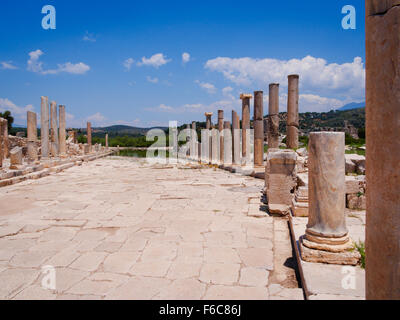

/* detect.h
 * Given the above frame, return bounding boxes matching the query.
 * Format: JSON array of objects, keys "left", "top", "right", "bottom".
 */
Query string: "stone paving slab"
[
  {"left": 0, "top": 157, "right": 303, "bottom": 300},
  {"left": 289, "top": 213, "right": 365, "bottom": 300}
]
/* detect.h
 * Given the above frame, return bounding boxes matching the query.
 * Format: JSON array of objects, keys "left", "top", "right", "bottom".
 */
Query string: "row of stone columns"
[{"left": 38, "top": 96, "right": 69, "bottom": 159}]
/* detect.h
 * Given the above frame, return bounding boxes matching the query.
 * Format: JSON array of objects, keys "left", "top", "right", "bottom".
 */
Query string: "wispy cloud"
[
  {"left": 124, "top": 58, "right": 134, "bottom": 71},
  {"left": 182, "top": 52, "right": 190, "bottom": 64},
  {"left": 0, "top": 61, "right": 18, "bottom": 70},
  {"left": 83, "top": 31, "right": 96, "bottom": 42},
  {"left": 27, "top": 50, "right": 90, "bottom": 75},
  {"left": 195, "top": 80, "right": 216, "bottom": 94},
  {"left": 137, "top": 53, "right": 171, "bottom": 68},
  {"left": 0, "top": 98, "right": 34, "bottom": 122},
  {"left": 146, "top": 76, "right": 159, "bottom": 83}
]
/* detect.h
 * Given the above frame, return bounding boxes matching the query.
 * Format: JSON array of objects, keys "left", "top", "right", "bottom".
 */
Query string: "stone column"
[
  {"left": 87, "top": 122, "right": 92, "bottom": 152},
  {"left": 105, "top": 133, "right": 109, "bottom": 149},
  {"left": 190, "top": 121, "right": 197, "bottom": 160},
  {"left": 268, "top": 84, "right": 280, "bottom": 149},
  {"left": 40, "top": 96, "right": 50, "bottom": 159},
  {"left": 205, "top": 112, "right": 212, "bottom": 163},
  {"left": 27, "top": 111, "right": 38, "bottom": 162},
  {"left": 231, "top": 110, "right": 240, "bottom": 165},
  {"left": 365, "top": 0, "right": 400, "bottom": 299},
  {"left": 301, "top": 132, "right": 359, "bottom": 265},
  {"left": 59, "top": 105, "right": 66, "bottom": 156},
  {"left": 223, "top": 121, "right": 232, "bottom": 166},
  {"left": 287, "top": 75, "right": 299, "bottom": 149},
  {"left": 240, "top": 94, "right": 252, "bottom": 166},
  {"left": 50, "top": 101, "right": 59, "bottom": 157},
  {"left": 254, "top": 91, "right": 264, "bottom": 167},
  {"left": 218, "top": 110, "right": 224, "bottom": 164},
  {"left": 0, "top": 118, "right": 4, "bottom": 167},
  {"left": 169, "top": 121, "right": 178, "bottom": 164},
  {"left": 2, "top": 119, "right": 8, "bottom": 159},
  {"left": 211, "top": 128, "right": 219, "bottom": 164}
]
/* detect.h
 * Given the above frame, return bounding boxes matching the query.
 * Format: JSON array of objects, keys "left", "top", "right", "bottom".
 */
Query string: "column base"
[{"left": 300, "top": 235, "right": 360, "bottom": 265}]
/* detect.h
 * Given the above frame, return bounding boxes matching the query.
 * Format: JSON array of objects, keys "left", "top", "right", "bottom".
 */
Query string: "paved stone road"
[{"left": 0, "top": 157, "right": 303, "bottom": 300}]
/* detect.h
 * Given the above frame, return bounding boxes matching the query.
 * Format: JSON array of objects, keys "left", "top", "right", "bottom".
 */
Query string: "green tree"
[{"left": 0, "top": 110, "right": 14, "bottom": 131}]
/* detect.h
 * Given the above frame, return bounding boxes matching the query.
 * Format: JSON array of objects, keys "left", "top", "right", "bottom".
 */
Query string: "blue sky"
[{"left": 0, "top": 0, "right": 365, "bottom": 128}]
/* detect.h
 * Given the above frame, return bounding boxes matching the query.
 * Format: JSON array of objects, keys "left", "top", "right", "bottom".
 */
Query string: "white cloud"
[
  {"left": 195, "top": 80, "right": 216, "bottom": 94},
  {"left": 146, "top": 76, "right": 159, "bottom": 83},
  {"left": 124, "top": 58, "right": 134, "bottom": 71},
  {"left": 87, "top": 112, "right": 106, "bottom": 124},
  {"left": 182, "top": 52, "right": 190, "bottom": 64},
  {"left": 299, "top": 94, "right": 345, "bottom": 112},
  {"left": 0, "top": 98, "right": 35, "bottom": 122},
  {"left": 205, "top": 55, "right": 365, "bottom": 101},
  {"left": 27, "top": 50, "right": 90, "bottom": 75},
  {"left": 137, "top": 53, "right": 171, "bottom": 68},
  {"left": 0, "top": 61, "right": 18, "bottom": 70},
  {"left": 83, "top": 31, "right": 96, "bottom": 42},
  {"left": 27, "top": 49, "right": 44, "bottom": 73},
  {"left": 222, "top": 86, "right": 235, "bottom": 100}
]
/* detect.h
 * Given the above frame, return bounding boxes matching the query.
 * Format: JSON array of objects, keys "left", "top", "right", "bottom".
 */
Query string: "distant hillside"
[
  {"left": 82, "top": 125, "right": 168, "bottom": 137},
  {"left": 276, "top": 107, "right": 365, "bottom": 134},
  {"left": 337, "top": 102, "right": 365, "bottom": 111}
]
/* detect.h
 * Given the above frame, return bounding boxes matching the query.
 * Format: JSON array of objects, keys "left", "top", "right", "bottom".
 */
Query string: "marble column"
[
  {"left": 27, "top": 111, "right": 38, "bottom": 162},
  {"left": 59, "top": 105, "right": 66, "bottom": 156},
  {"left": 301, "top": 132, "right": 359, "bottom": 264},
  {"left": 287, "top": 75, "right": 299, "bottom": 149},
  {"left": 232, "top": 110, "right": 240, "bottom": 165},
  {"left": 105, "top": 133, "right": 109, "bottom": 149},
  {"left": 50, "top": 101, "right": 59, "bottom": 157},
  {"left": 205, "top": 112, "right": 213, "bottom": 163},
  {"left": 218, "top": 110, "right": 224, "bottom": 164},
  {"left": 0, "top": 118, "right": 4, "bottom": 167},
  {"left": 223, "top": 121, "right": 232, "bottom": 165},
  {"left": 87, "top": 122, "right": 92, "bottom": 152},
  {"left": 211, "top": 128, "right": 219, "bottom": 164},
  {"left": 190, "top": 121, "right": 197, "bottom": 160},
  {"left": 169, "top": 121, "right": 178, "bottom": 164},
  {"left": 240, "top": 94, "right": 252, "bottom": 166},
  {"left": 268, "top": 84, "right": 280, "bottom": 149},
  {"left": 366, "top": 0, "right": 400, "bottom": 299},
  {"left": 2, "top": 118, "right": 8, "bottom": 159},
  {"left": 40, "top": 96, "right": 50, "bottom": 159},
  {"left": 254, "top": 91, "right": 264, "bottom": 167}
]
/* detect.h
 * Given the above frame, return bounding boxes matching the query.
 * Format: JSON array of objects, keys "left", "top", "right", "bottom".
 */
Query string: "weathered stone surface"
[
  {"left": 223, "top": 121, "right": 232, "bottom": 165},
  {"left": 254, "top": 91, "right": 264, "bottom": 167},
  {"left": 265, "top": 149, "right": 297, "bottom": 211},
  {"left": 40, "top": 96, "right": 49, "bottom": 159},
  {"left": 267, "top": 84, "right": 280, "bottom": 150},
  {"left": 286, "top": 75, "right": 299, "bottom": 149},
  {"left": 307, "top": 132, "right": 347, "bottom": 238},
  {"left": 240, "top": 95, "right": 251, "bottom": 164},
  {"left": 232, "top": 111, "right": 240, "bottom": 165},
  {"left": 366, "top": 1, "right": 400, "bottom": 299},
  {"left": 50, "top": 101, "right": 59, "bottom": 157},
  {"left": 10, "top": 147, "right": 23, "bottom": 166},
  {"left": 300, "top": 242, "right": 360, "bottom": 265},
  {"left": 59, "top": 105, "right": 67, "bottom": 155}
]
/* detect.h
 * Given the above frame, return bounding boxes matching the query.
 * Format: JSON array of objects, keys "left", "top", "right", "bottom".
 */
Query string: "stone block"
[{"left": 10, "top": 147, "right": 23, "bottom": 166}]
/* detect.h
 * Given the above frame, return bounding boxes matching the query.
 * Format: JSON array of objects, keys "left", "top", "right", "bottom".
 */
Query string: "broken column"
[
  {"left": 265, "top": 149, "right": 297, "bottom": 215},
  {"left": 87, "top": 122, "right": 92, "bottom": 153},
  {"left": 218, "top": 110, "right": 224, "bottom": 164},
  {"left": 268, "top": 84, "right": 280, "bottom": 149},
  {"left": 240, "top": 94, "right": 252, "bottom": 166},
  {"left": 9, "top": 147, "right": 23, "bottom": 169},
  {"left": 365, "top": 0, "right": 400, "bottom": 299},
  {"left": 105, "top": 133, "right": 109, "bottom": 149},
  {"left": 286, "top": 75, "right": 299, "bottom": 149},
  {"left": 254, "top": 91, "right": 264, "bottom": 167},
  {"left": 59, "top": 105, "right": 66, "bottom": 156},
  {"left": 27, "top": 111, "right": 38, "bottom": 162},
  {"left": 50, "top": 101, "right": 59, "bottom": 157},
  {"left": 223, "top": 121, "right": 232, "bottom": 166},
  {"left": 300, "top": 132, "right": 359, "bottom": 265},
  {"left": 40, "top": 96, "right": 49, "bottom": 159},
  {"left": 232, "top": 110, "right": 240, "bottom": 166}
]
